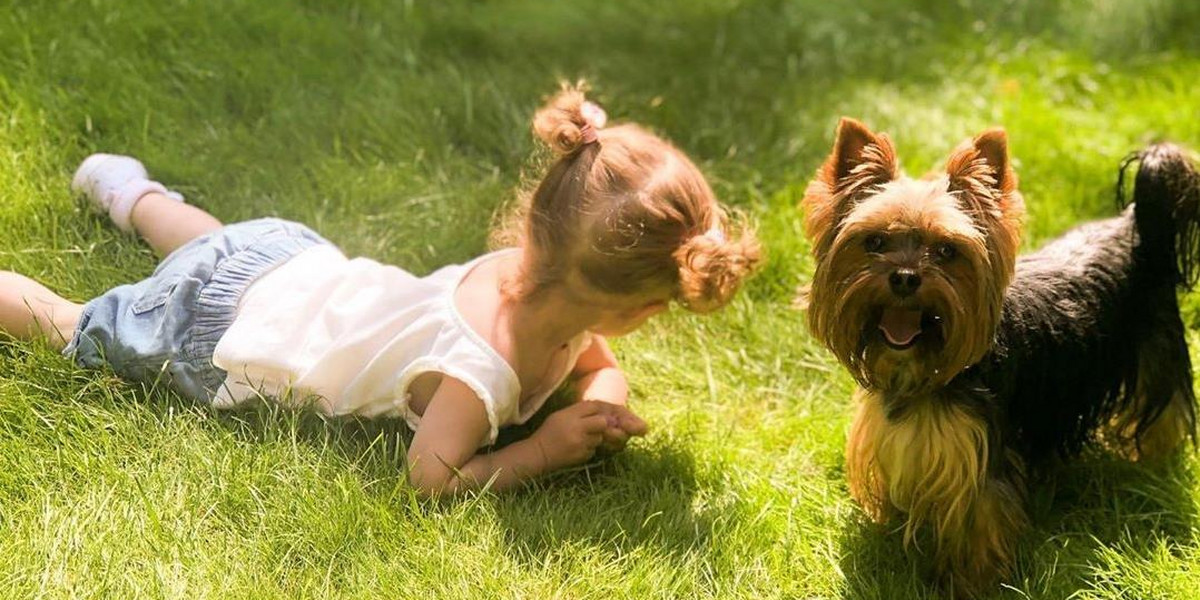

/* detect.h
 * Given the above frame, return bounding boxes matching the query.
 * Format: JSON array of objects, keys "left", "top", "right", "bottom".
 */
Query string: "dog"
[{"left": 801, "top": 117, "right": 1199, "bottom": 596}]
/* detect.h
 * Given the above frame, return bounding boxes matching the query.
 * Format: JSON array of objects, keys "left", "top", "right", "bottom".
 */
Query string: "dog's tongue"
[{"left": 879, "top": 308, "right": 923, "bottom": 346}]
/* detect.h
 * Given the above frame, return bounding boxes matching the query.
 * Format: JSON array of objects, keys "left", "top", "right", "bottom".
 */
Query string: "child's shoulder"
[{"left": 451, "top": 250, "right": 516, "bottom": 355}]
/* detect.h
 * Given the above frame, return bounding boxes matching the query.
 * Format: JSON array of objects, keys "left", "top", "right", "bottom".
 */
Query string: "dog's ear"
[
  {"left": 824, "top": 118, "right": 899, "bottom": 187},
  {"left": 803, "top": 118, "right": 899, "bottom": 256},
  {"left": 946, "top": 128, "right": 1019, "bottom": 212},
  {"left": 946, "top": 128, "right": 1025, "bottom": 293}
]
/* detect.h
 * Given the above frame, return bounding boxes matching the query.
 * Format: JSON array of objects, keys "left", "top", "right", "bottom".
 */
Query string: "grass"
[{"left": 1, "top": 0, "right": 1199, "bottom": 597}]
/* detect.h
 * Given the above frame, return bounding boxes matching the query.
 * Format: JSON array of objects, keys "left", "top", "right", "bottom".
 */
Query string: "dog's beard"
[{"left": 868, "top": 305, "right": 949, "bottom": 394}]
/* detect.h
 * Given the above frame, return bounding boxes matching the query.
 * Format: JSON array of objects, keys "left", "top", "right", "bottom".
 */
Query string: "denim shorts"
[{"left": 63, "top": 218, "right": 332, "bottom": 402}]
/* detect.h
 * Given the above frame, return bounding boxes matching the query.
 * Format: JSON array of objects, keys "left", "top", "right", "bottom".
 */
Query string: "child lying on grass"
[{"left": 0, "top": 84, "right": 761, "bottom": 496}]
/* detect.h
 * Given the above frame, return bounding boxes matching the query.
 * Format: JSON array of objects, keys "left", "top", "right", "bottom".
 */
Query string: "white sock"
[
  {"left": 71, "top": 153, "right": 185, "bottom": 233},
  {"left": 107, "top": 179, "right": 176, "bottom": 233}
]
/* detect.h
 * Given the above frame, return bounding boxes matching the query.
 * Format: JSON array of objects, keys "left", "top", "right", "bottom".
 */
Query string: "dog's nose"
[{"left": 889, "top": 268, "right": 922, "bottom": 297}]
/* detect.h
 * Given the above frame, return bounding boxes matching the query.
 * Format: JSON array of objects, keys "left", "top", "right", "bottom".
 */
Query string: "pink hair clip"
[{"left": 580, "top": 101, "right": 608, "bottom": 145}]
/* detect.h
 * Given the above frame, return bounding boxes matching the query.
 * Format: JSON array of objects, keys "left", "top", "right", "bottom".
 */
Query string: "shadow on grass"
[
  {"left": 491, "top": 443, "right": 709, "bottom": 572},
  {"left": 189, "top": 385, "right": 717, "bottom": 583},
  {"left": 835, "top": 452, "right": 1199, "bottom": 599},
  {"left": 488, "top": 390, "right": 705, "bottom": 568}
]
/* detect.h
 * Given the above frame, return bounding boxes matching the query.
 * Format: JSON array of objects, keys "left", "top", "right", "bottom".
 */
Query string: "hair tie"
[
  {"left": 580, "top": 123, "right": 598, "bottom": 145},
  {"left": 579, "top": 101, "right": 607, "bottom": 145},
  {"left": 704, "top": 227, "right": 726, "bottom": 243}
]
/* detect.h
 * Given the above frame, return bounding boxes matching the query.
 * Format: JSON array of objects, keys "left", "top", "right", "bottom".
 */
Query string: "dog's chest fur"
[{"left": 851, "top": 389, "right": 992, "bottom": 535}]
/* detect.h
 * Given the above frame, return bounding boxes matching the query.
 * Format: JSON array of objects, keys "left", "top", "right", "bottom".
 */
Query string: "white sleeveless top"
[{"left": 210, "top": 245, "right": 592, "bottom": 446}]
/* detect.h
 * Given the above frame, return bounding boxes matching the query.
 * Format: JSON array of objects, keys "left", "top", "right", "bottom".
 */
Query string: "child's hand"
[
  {"left": 534, "top": 401, "right": 614, "bottom": 471},
  {"left": 593, "top": 403, "right": 649, "bottom": 453}
]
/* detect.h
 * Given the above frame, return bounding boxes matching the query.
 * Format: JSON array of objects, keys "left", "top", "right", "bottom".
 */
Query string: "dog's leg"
[
  {"left": 1135, "top": 389, "right": 1196, "bottom": 459},
  {"left": 935, "top": 472, "right": 1028, "bottom": 599},
  {"left": 846, "top": 389, "right": 894, "bottom": 523},
  {"left": 1105, "top": 287, "right": 1197, "bottom": 460}
]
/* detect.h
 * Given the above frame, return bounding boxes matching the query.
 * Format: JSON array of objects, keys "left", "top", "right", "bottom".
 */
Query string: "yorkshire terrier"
[{"left": 802, "top": 118, "right": 1200, "bottom": 596}]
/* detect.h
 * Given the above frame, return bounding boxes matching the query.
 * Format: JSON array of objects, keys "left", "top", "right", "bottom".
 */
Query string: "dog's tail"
[{"left": 1119, "top": 143, "right": 1200, "bottom": 288}]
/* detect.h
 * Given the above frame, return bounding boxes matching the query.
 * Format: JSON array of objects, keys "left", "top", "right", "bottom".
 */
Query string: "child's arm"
[
  {"left": 406, "top": 376, "right": 614, "bottom": 498},
  {"left": 570, "top": 336, "right": 649, "bottom": 451},
  {"left": 572, "top": 335, "right": 629, "bottom": 405}
]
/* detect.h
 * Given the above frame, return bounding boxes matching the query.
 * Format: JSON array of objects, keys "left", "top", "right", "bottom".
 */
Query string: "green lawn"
[{"left": 2, "top": 0, "right": 1199, "bottom": 597}]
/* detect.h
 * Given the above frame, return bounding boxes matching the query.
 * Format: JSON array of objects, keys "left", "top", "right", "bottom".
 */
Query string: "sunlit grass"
[{"left": 1, "top": 0, "right": 1198, "bottom": 597}]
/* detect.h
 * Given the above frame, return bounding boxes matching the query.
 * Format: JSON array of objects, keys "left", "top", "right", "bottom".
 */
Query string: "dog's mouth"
[{"left": 877, "top": 307, "right": 941, "bottom": 351}]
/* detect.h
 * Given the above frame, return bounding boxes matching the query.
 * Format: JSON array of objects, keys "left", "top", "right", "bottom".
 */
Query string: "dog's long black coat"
[{"left": 954, "top": 144, "right": 1199, "bottom": 467}]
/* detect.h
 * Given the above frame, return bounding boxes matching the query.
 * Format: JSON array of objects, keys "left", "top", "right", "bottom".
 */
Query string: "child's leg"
[
  {"left": 72, "top": 154, "right": 222, "bottom": 256},
  {"left": 129, "top": 192, "right": 223, "bottom": 256},
  {"left": 0, "top": 272, "right": 83, "bottom": 350}
]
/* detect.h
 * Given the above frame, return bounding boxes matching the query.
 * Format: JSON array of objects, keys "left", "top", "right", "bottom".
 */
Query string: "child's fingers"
[
  {"left": 612, "top": 406, "right": 649, "bottom": 436},
  {"left": 603, "top": 427, "right": 629, "bottom": 446},
  {"left": 581, "top": 414, "right": 611, "bottom": 434}
]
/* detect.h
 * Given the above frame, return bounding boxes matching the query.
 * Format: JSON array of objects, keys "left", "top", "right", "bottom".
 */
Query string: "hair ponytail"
[
  {"left": 674, "top": 223, "right": 762, "bottom": 313},
  {"left": 532, "top": 83, "right": 605, "bottom": 156}
]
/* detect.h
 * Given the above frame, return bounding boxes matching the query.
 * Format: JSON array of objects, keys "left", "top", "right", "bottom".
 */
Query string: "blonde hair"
[{"left": 499, "top": 83, "right": 761, "bottom": 313}]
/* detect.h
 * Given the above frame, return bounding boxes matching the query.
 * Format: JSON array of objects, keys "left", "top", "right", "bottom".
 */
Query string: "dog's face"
[{"left": 803, "top": 119, "right": 1024, "bottom": 394}]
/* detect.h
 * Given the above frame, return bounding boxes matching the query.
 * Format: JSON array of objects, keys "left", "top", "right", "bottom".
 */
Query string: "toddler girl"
[{"left": 0, "top": 86, "right": 761, "bottom": 496}]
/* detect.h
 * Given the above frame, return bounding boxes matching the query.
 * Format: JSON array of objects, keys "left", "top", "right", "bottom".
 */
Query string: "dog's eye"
[
  {"left": 936, "top": 243, "right": 958, "bottom": 260},
  {"left": 863, "top": 234, "right": 885, "bottom": 253}
]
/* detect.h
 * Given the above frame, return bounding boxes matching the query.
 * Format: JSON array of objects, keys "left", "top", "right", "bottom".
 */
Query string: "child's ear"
[{"left": 802, "top": 118, "right": 899, "bottom": 257}]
